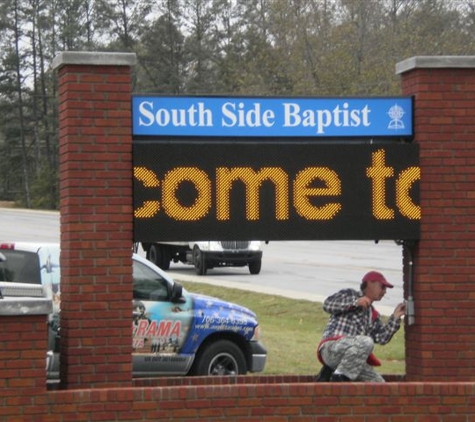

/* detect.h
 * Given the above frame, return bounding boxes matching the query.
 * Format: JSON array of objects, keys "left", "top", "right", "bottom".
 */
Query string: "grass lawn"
[{"left": 181, "top": 281, "right": 405, "bottom": 376}]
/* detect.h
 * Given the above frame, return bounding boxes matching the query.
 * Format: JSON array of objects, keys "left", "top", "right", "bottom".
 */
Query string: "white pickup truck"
[{"left": 140, "top": 241, "right": 263, "bottom": 275}]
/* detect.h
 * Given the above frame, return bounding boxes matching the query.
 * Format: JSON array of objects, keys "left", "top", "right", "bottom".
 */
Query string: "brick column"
[
  {"left": 397, "top": 56, "right": 475, "bottom": 381},
  {"left": 53, "top": 52, "right": 136, "bottom": 388},
  {"left": 0, "top": 299, "right": 52, "bottom": 406}
]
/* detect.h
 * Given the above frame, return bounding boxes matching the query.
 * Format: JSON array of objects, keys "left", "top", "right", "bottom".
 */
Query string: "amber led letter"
[
  {"left": 162, "top": 167, "right": 212, "bottom": 221},
  {"left": 216, "top": 167, "right": 289, "bottom": 221},
  {"left": 293, "top": 167, "right": 342, "bottom": 220},
  {"left": 396, "top": 167, "right": 421, "bottom": 219},
  {"left": 366, "top": 149, "right": 394, "bottom": 220},
  {"left": 134, "top": 166, "right": 160, "bottom": 218}
]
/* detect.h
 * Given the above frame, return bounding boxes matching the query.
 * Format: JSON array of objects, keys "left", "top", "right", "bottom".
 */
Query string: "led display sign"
[{"left": 133, "top": 142, "right": 420, "bottom": 241}]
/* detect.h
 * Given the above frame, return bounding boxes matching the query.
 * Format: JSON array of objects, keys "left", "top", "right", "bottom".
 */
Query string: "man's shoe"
[
  {"left": 330, "top": 373, "right": 351, "bottom": 382},
  {"left": 315, "top": 365, "right": 334, "bottom": 382}
]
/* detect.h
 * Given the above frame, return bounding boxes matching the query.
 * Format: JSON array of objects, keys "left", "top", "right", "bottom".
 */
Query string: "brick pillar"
[
  {"left": 397, "top": 56, "right": 475, "bottom": 381},
  {"left": 52, "top": 52, "right": 136, "bottom": 388},
  {"left": 0, "top": 298, "right": 52, "bottom": 416}
]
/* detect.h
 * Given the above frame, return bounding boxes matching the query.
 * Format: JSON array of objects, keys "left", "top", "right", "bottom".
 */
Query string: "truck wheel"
[
  {"left": 147, "top": 244, "right": 170, "bottom": 270},
  {"left": 193, "top": 246, "right": 207, "bottom": 275},
  {"left": 147, "top": 244, "right": 161, "bottom": 267},
  {"left": 249, "top": 259, "right": 262, "bottom": 275},
  {"left": 160, "top": 246, "right": 171, "bottom": 270},
  {"left": 192, "top": 340, "right": 247, "bottom": 375}
]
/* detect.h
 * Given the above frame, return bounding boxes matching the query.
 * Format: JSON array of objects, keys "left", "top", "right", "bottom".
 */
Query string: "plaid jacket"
[{"left": 321, "top": 288, "right": 400, "bottom": 345}]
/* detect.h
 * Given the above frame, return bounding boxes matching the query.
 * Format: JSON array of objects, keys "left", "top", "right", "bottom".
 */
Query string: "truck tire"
[
  {"left": 248, "top": 258, "right": 262, "bottom": 275},
  {"left": 192, "top": 340, "right": 247, "bottom": 375},
  {"left": 147, "top": 244, "right": 160, "bottom": 267},
  {"left": 193, "top": 245, "right": 207, "bottom": 275},
  {"left": 161, "top": 246, "right": 171, "bottom": 270},
  {"left": 147, "top": 244, "right": 170, "bottom": 270}
]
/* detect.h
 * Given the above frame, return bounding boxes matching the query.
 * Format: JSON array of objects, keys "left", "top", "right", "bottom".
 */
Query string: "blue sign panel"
[{"left": 132, "top": 96, "right": 413, "bottom": 138}]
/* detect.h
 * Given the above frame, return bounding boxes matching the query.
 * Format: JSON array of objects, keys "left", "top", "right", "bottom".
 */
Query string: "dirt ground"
[{"left": 0, "top": 201, "right": 15, "bottom": 208}]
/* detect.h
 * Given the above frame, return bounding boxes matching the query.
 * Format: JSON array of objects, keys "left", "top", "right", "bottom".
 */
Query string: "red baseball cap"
[{"left": 362, "top": 271, "right": 394, "bottom": 288}]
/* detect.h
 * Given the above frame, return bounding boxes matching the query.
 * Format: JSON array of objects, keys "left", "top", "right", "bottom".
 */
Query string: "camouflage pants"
[{"left": 319, "top": 335, "right": 385, "bottom": 382}]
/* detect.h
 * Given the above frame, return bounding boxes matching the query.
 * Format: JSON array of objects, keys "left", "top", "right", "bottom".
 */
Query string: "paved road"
[
  {"left": 0, "top": 207, "right": 403, "bottom": 315},
  {"left": 161, "top": 240, "right": 403, "bottom": 316}
]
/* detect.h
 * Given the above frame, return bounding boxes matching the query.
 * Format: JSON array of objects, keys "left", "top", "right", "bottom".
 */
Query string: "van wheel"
[
  {"left": 192, "top": 340, "right": 247, "bottom": 375},
  {"left": 193, "top": 246, "right": 207, "bottom": 275},
  {"left": 249, "top": 259, "right": 261, "bottom": 275}
]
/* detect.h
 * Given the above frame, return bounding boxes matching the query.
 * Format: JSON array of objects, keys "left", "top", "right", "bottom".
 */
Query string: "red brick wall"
[
  {"left": 0, "top": 313, "right": 49, "bottom": 421},
  {"left": 4, "top": 376, "right": 475, "bottom": 421},
  {"left": 0, "top": 314, "right": 49, "bottom": 390},
  {"left": 399, "top": 62, "right": 475, "bottom": 381}
]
